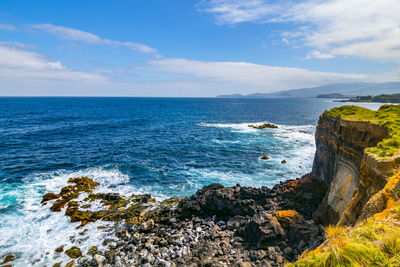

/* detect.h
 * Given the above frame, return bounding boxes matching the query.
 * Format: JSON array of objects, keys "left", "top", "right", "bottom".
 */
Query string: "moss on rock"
[
  {"left": 324, "top": 105, "right": 400, "bottom": 157},
  {"left": 65, "top": 246, "right": 82, "bottom": 259}
]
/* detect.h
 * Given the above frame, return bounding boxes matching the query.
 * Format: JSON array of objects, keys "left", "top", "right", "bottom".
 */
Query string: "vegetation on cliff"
[
  {"left": 324, "top": 104, "right": 400, "bottom": 157},
  {"left": 290, "top": 199, "right": 400, "bottom": 267},
  {"left": 291, "top": 105, "right": 400, "bottom": 266}
]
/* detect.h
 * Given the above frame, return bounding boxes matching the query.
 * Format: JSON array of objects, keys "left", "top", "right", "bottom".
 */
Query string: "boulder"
[
  {"left": 65, "top": 246, "right": 82, "bottom": 259},
  {"left": 140, "top": 219, "right": 155, "bottom": 231}
]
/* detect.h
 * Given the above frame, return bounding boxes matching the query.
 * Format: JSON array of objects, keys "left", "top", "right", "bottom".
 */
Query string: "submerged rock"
[{"left": 260, "top": 156, "right": 270, "bottom": 160}]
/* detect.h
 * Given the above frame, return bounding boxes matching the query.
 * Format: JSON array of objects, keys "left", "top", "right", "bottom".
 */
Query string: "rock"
[
  {"left": 87, "top": 246, "right": 98, "bottom": 255},
  {"left": 52, "top": 262, "right": 62, "bottom": 267},
  {"left": 41, "top": 193, "right": 60, "bottom": 203},
  {"left": 93, "top": 254, "right": 105, "bottom": 265},
  {"left": 65, "top": 246, "right": 82, "bottom": 259},
  {"left": 141, "top": 219, "right": 155, "bottom": 231},
  {"left": 249, "top": 124, "right": 278, "bottom": 129},
  {"left": 241, "top": 212, "right": 285, "bottom": 248},
  {"left": 50, "top": 199, "right": 68, "bottom": 212},
  {"left": 297, "top": 240, "right": 306, "bottom": 250},
  {"left": 65, "top": 261, "right": 75, "bottom": 267},
  {"left": 283, "top": 247, "right": 294, "bottom": 260},
  {"left": 275, "top": 210, "right": 303, "bottom": 228},
  {"left": 55, "top": 246, "right": 64, "bottom": 253},
  {"left": 2, "top": 254, "right": 15, "bottom": 264},
  {"left": 239, "top": 262, "right": 252, "bottom": 267},
  {"left": 281, "top": 160, "right": 287, "bottom": 164},
  {"left": 260, "top": 156, "right": 270, "bottom": 160},
  {"left": 257, "top": 250, "right": 267, "bottom": 259},
  {"left": 260, "top": 259, "right": 272, "bottom": 267}
]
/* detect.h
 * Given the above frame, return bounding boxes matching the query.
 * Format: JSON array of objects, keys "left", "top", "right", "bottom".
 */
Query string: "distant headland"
[{"left": 217, "top": 82, "right": 400, "bottom": 98}]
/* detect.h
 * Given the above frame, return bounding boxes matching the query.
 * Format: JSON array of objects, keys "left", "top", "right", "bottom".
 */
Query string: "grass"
[
  {"left": 288, "top": 210, "right": 400, "bottom": 267},
  {"left": 287, "top": 105, "right": 400, "bottom": 266},
  {"left": 324, "top": 105, "right": 400, "bottom": 157}
]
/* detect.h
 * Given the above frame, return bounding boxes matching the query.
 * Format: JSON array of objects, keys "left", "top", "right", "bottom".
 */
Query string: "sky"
[{"left": 0, "top": 0, "right": 400, "bottom": 97}]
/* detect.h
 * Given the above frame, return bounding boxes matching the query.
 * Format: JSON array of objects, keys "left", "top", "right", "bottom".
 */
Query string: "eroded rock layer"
[{"left": 311, "top": 113, "right": 399, "bottom": 225}]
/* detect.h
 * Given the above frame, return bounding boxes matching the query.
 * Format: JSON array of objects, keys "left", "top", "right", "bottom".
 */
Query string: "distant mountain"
[
  {"left": 316, "top": 93, "right": 349, "bottom": 99},
  {"left": 217, "top": 82, "right": 400, "bottom": 98}
]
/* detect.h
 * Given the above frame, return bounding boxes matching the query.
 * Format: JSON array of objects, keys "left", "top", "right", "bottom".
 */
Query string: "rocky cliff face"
[{"left": 311, "top": 113, "right": 400, "bottom": 225}]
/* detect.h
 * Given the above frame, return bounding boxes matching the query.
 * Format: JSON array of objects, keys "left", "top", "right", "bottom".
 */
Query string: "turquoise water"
[{"left": 0, "top": 97, "right": 383, "bottom": 265}]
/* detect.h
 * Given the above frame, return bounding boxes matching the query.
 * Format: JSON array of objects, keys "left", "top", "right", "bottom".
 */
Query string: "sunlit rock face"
[{"left": 311, "top": 114, "right": 391, "bottom": 225}]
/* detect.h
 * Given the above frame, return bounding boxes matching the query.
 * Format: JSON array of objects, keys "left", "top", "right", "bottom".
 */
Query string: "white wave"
[
  {"left": 0, "top": 167, "right": 169, "bottom": 266},
  {"left": 197, "top": 122, "right": 268, "bottom": 133}
]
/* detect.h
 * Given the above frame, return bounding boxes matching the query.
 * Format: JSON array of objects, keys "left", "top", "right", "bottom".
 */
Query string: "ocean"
[{"left": 0, "top": 97, "right": 383, "bottom": 265}]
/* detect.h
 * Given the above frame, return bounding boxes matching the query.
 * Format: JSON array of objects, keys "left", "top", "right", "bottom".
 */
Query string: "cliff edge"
[
  {"left": 292, "top": 104, "right": 400, "bottom": 266},
  {"left": 311, "top": 105, "right": 400, "bottom": 226}
]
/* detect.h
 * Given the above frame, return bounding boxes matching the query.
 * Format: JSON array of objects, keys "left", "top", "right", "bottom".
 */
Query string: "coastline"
[
  {"left": 3, "top": 103, "right": 400, "bottom": 266},
  {"left": 37, "top": 174, "right": 327, "bottom": 267}
]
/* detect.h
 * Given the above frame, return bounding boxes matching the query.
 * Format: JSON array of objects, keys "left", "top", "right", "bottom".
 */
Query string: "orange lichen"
[{"left": 275, "top": 210, "right": 302, "bottom": 225}]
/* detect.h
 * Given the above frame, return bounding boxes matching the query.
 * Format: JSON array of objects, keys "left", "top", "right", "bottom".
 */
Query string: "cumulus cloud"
[
  {"left": 30, "top": 23, "right": 156, "bottom": 54},
  {"left": 199, "top": 0, "right": 400, "bottom": 62}
]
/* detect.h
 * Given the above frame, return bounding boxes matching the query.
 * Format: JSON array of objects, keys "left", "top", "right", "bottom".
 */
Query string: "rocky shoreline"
[{"left": 34, "top": 175, "right": 327, "bottom": 267}]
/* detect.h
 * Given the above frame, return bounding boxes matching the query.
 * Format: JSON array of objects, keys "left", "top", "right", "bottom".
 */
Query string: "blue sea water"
[{"left": 0, "top": 97, "right": 383, "bottom": 265}]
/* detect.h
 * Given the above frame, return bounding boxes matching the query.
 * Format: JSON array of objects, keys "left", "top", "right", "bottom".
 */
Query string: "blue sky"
[{"left": 0, "top": 0, "right": 399, "bottom": 96}]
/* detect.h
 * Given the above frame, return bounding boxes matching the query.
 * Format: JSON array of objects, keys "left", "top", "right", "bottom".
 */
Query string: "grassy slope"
[
  {"left": 289, "top": 105, "right": 400, "bottom": 266},
  {"left": 324, "top": 105, "right": 400, "bottom": 157}
]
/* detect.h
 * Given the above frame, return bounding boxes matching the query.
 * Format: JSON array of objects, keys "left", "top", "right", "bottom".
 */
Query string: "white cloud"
[
  {"left": 0, "top": 41, "right": 36, "bottom": 49},
  {"left": 199, "top": 0, "right": 400, "bottom": 62},
  {"left": 198, "top": 0, "right": 284, "bottom": 24},
  {"left": 30, "top": 24, "right": 156, "bottom": 54},
  {"left": 305, "top": 50, "right": 334, "bottom": 60},
  {"left": 147, "top": 58, "right": 367, "bottom": 92},
  {"left": 0, "top": 44, "right": 107, "bottom": 85},
  {"left": 0, "top": 23, "right": 17, "bottom": 31},
  {"left": 1, "top": 43, "right": 399, "bottom": 97}
]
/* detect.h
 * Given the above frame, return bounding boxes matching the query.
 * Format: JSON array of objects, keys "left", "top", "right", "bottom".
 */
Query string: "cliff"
[
  {"left": 311, "top": 105, "right": 400, "bottom": 225},
  {"left": 292, "top": 104, "right": 400, "bottom": 266}
]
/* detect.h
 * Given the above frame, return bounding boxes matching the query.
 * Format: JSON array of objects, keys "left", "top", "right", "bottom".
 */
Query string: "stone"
[
  {"left": 41, "top": 193, "right": 60, "bottom": 203},
  {"left": 281, "top": 160, "right": 287, "bottom": 164},
  {"left": 93, "top": 254, "right": 105, "bottom": 265},
  {"left": 65, "top": 246, "right": 82, "bottom": 259},
  {"left": 141, "top": 219, "right": 155, "bottom": 231},
  {"left": 260, "top": 260, "right": 272, "bottom": 267},
  {"left": 2, "top": 254, "right": 15, "bottom": 264},
  {"left": 283, "top": 247, "right": 294, "bottom": 260},
  {"left": 260, "top": 156, "right": 270, "bottom": 160},
  {"left": 257, "top": 250, "right": 267, "bottom": 259},
  {"left": 55, "top": 246, "right": 64, "bottom": 253},
  {"left": 87, "top": 246, "right": 98, "bottom": 255},
  {"left": 248, "top": 123, "right": 278, "bottom": 129}
]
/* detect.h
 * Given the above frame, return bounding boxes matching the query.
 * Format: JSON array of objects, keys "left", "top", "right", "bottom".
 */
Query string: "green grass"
[
  {"left": 324, "top": 105, "right": 400, "bottom": 157},
  {"left": 288, "top": 214, "right": 400, "bottom": 267}
]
